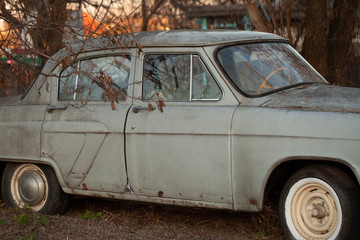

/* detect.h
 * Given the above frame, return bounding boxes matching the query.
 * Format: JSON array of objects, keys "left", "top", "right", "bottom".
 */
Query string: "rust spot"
[
  {"left": 89, "top": 193, "right": 101, "bottom": 198},
  {"left": 106, "top": 193, "right": 115, "bottom": 199},
  {"left": 250, "top": 199, "right": 257, "bottom": 206},
  {"left": 82, "top": 183, "right": 87, "bottom": 190},
  {"left": 158, "top": 191, "right": 164, "bottom": 197},
  {"left": 179, "top": 193, "right": 183, "bottom": 196},
  {"left": 220, "top": 197, "right": 224, "bottom": 201},
  {"left": 199, "top": 194, "right": 203, "bottom": 199}
]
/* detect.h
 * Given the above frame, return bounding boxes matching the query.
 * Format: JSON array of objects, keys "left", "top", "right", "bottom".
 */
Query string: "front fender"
[{"left": 230, "top": 106, "right": 360, "bottom": 211}]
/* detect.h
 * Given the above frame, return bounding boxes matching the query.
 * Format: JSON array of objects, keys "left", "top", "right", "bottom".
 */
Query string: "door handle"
[
  {"left": 46, "top": 105, "right": 68, "bottom": 113},
  {"left": 132, "top": 105, "right": 155, "bottom": 113}
]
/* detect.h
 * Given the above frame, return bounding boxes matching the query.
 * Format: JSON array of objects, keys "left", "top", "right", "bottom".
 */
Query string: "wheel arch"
[
  {"left": 263, "top": 157, "right": 360, "bottom": 206},
  {"left": 0, "top": 158, "right": 67, "bottom": 190},
  {"left": 0, "top": 159, "right": 69, "bottom": 214},
  {"left": 0, "top": 161, "right": 5, "bottom": 198}
]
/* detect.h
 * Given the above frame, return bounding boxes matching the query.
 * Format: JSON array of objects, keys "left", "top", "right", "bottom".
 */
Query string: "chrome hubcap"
[
  {"left": 10, "top": 164, "right": 48, "bottom": 211},
  {"left": 18, "top": 170, "right": 45, "bottom": 205}
]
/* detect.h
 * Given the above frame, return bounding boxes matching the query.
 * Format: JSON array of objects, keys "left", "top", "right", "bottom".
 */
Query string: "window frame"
[
  {"left": 215, "top": 41, "right": 326, "bottom": 98},
  {"left": 141, "top": 53, "right": 223, "bottom": 102},
  {"left": 57, "top": 54, "right": 132, "bottom": 103}
]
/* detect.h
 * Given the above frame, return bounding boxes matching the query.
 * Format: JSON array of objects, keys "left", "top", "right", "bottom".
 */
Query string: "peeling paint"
[
  {"left": 262, "top": 84, "right": 360, "bottom": 114},
  {"left": 250, "top": 199, "right": 257, "bottom": 206}
]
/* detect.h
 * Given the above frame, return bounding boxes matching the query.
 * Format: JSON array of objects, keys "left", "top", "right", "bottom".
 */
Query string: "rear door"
[
  {"left": 125, "top": 47, "right": 238, "bottom": 206},
  {"left": 41, "top": 50, "right": 135, "bottom": 193}
]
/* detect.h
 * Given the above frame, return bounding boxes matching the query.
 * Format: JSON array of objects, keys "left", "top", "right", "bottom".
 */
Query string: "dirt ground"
[{"left": 0, "top": 197, "right": 285, "bottom": 240}]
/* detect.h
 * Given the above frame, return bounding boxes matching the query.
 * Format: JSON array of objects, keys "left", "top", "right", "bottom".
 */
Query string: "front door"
[
  {"left": 126, "top": 48, "right": 238, "bottom": 205},
  {"left": 41, "top": 51, "right": 135, "bottom": 193}
]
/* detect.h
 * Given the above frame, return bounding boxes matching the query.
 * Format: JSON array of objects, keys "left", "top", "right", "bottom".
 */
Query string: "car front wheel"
[
  {"left": 1, "top": 163, "right": 68, "bottom": 214},
  {"left": 279, "top": 165, "right": 360, "bottom": 240}
]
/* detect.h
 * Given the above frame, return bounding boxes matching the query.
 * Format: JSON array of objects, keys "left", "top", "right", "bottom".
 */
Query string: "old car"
[{"left": 1, "top": 30, "right": 359, "bottom": 240}]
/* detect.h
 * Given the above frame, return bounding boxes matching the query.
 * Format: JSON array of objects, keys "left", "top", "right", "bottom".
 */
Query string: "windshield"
[{"left": 217, "top": 42, "right": 326, "bottom": 96}]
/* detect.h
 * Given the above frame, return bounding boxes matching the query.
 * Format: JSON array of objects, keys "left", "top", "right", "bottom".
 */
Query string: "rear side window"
[
  {"left": 59, "top": 55, "right": 131, "bottom": 102},
  {"left": 142, "top": 54, "right": 221, "bottom": 101}
]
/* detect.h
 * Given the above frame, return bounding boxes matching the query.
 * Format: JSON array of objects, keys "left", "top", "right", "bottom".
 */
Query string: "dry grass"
[
  {"left": 0, "top": 197, "right": 286, "bottom": 240},
  {"left": 64, "top": 197, "right": 286, "bottom": 240}
]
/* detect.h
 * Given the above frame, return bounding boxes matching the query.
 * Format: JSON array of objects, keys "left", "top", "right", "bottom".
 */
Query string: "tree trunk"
[
  {"left": 25, "top": 0, "right": 67, "bottom": 68},
  {"left": 47, "top": 0, "right": 67, "bottom": 58},
  {"left": 326, "top": 0, "right": 359, "bottom": 85},
  {"left": 286, "top": 0, "right": 293, "bottom": 45},
  {"left": 141, "top": 0, "right": 149, "bottom": 31},
  {"left": 246, "top": 0, "right": 273, "bottom": 33},
  {"left": 302, "top": 0, "right": 327, "bottom": 77}
]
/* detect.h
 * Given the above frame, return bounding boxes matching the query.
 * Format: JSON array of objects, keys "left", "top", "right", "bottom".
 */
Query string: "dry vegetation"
[{"left": 0, "top": 197, "right": 285, "bottom": 240}]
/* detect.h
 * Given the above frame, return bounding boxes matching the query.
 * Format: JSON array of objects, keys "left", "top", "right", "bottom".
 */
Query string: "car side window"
[
  {"left": 192, "top": 55, "right": 222, "bottom": 100},
  {"left": 142, "top": 54, "right": 221, "bottom": 101},
  {"left": 59, "top": 55, "right": 131, "bottom": 102}
]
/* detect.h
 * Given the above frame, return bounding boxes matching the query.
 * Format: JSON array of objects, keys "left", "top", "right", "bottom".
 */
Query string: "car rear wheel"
[
  {"left": 1, "top": 163, "right": 68, "bottom": 214},
  {"left": 279, "top": 165, "right": 360, "bottom": 240}
]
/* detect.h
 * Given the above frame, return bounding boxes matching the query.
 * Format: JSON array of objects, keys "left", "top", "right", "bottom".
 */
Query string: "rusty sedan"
[{"left": 1, "top": 30, "right": 359, "bottom": 240}]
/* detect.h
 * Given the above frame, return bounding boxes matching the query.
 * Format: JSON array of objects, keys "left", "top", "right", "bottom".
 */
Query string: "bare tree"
[
  {"left": 302, "top": 0, "right": 327, "bottom": 76},
  {"left": 0, "top": 0, "right": 68, "bottom": 65},
  {"left": 0, "top": 0, "right": 71, "bottom": 94},
  {"left": 140, "top": 0, "right": 167, "bottom": 31},
  {"left": 0, "top": 0, "right": 133, "bottom": 96}
]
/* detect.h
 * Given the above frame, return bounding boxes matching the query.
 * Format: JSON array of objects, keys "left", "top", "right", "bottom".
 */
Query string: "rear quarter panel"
[
  {"left": 0, "top": 66, "right": 51, "bottom": 162},
  {"left": 0, "top": 103, "right": 47, "bottom": 162}
]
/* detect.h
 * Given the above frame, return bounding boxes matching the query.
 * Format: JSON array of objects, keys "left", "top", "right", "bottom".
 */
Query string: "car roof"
[
  {"left": 50, "top": 30, "right": 286, "bottom": 61},
  {"left": 130, "top": 30, "right": 286, "bottom": 47}
]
